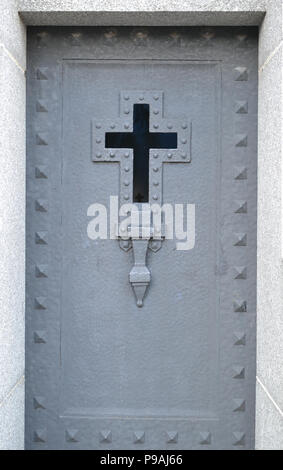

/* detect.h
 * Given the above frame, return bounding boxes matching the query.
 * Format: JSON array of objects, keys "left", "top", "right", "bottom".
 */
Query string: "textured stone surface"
[
  {"left": 259, "top": 0, "right": 283, "bottom": 68},
  {"left": 256, "top": 379, "right": 283, "bottom": 450},
  {"left": 0, "top": 0, "right": 26, "bottom": 70},
  {"left": 17, "top": 0, "right": 266, "bottom": 11},
  {"left": 257, "top": 44, "right": 283, "bottom": 412},
  {"left": 0, "top": 377, "right": 24, "bottom": 450},
  {"left": 0, "top": 47, "right": 25, "bottom": 401},
  {"left": 18, "top": 0, "right": 266, "bottom": 25}
]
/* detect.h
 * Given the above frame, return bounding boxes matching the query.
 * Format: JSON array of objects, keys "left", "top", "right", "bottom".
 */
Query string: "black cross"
[{"left": 105, "top": 104, "right": 177, "bottom": 203}]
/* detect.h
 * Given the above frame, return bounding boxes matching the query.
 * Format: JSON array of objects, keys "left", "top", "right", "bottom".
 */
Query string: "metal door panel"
[{"left": 26, "top": 27, "right": 258, "bottom": 450}]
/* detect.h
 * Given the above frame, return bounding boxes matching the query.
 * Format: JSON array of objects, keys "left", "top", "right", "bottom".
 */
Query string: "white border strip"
[
  {"left": 259, "top": 40, "right": 283, "bottom": 74},
  {"left": 0, "top": 43, "right": 25, "bottom": 74},
  {"left": 257, "top": 376, "right": 283, "bottom": 417},
  {"left": 0, "top": 375, "right": 25, "bottom": 408}
]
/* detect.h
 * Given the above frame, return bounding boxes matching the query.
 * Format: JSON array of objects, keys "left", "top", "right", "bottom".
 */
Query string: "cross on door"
[
  {"left": 105, "top": 104, "right": 177, "bottom": 202},
  {"left": 92, "top": 90, "right": 191, "bottom": 206}
]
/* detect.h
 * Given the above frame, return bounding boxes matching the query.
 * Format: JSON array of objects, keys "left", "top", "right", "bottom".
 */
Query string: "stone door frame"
[{"left": 0, "top": 1, "right": 282, "bottom": 449}]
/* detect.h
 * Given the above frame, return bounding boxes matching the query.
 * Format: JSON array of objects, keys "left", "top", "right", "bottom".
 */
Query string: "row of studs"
[
  {"left": 32, "top": 67, "right": 50, "bottom": 450},
  {"left": 233, "top": 65, "right": 249, "bottom": 312},
  {"left": 230, "top": 65, "right": 249, "bottom": 442},
  {"left": 36, "top": 30, "right": 252, "bottom": 48},
  {"left": 34, "top": 69, "right": 50, "bottom": 281},
  {"left": 32, "top": 428, "right": 246, "bottom": 447},
  {"left": 34, "top": 68, "right": 50, "bottom": 318},
  {"left": 94, "top": 120, "right": 189, "bottom": 138}
]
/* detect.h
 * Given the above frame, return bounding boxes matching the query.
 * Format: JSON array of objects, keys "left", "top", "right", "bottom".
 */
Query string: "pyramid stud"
[
  {"left": 35, "top": 199, "right": 48, "bottom": 212},
  {"left": 168, "top": 31, "right": 181, "bottom": 45},
  {"left": 35, "top": 231, "right": 48, "bottom": 245},
  {"left": 70, "top": 32, "right": 82, "bottom": 46},
  {"left": 234, "top": 266, "right": 247, "bottom": 280},
  {"left": 34, "top": 330, "right": 47, "bottom": 344},
  {"left": 33, "top": 428, "right": 47, "bottom": 442},
  {"left": 34, "top": 296, "right": 47, "bottom": 310},
  {"left": 36, "top": 133, "right": 48, "bottom": 146},
  {"left": 134, "top": 31, "right": 148, "bottom": 46},
  {"left": 35, "top": 166, "right": 48, "bottom": 179},
  {"left": 233, "top": 399, "right": 246, "bottom": 412},
  {"left": 234, "top": 100, "right": 248, "bottom": 114},
  {"left": 99, "top": 430, "right": 112, "bottom": 443},
  {"left": 199, "top": 431, "right": 211, "bottom": 445},
  {"left": 104, "top": 29, "right": 118, "bottom": 43},
  {"left": 233, "top": 366, "right": 245, "bottom": 379},
  {"left": 234, "top": 166, "right": 248, "bottom": 180},
  {"left": 133, "top": 431, "right": 145, "bottom": 443},
  {"left": 33, "top": 396, "right": 46, "bottom": 410},
  {"left": 66, "top": 429, "right": 79, "bottom": 442},
  {"left": 201, "top": 29, "right": 215, "bottom": 40},
  {"left": 36, "top": 68, "right": 48, "bottom": 80},
  {"left": 233, "top": 331, "right": 246, "bottom": 346},
  {"left": 233, "top": 300, "right": 247, "bottom": 312},
  {"left": 36, "top": 100, "right": 48, "bottom": 113},
  {"left": 36, "top": 31, "right": 48, "bottom": 46},
  {"left": 234, "top": 67, "right": 248, "bottom": 81},
  {"left": 166, "top": 431, "right": 178, "bottom": 443},
  {"left": 236, "top": 33, "right": 248, "bottom": 42},
  {"left": 234, "top": 201, "right": 247, "bottom": 214},
  {"left": 232, "top": 432, "right": 246, "bottom": 446},
  {"left": 235, "top": 134, "right": 248, "bottom": 147},
  {"left": 234, "top": 233, "right": 247, "bottom": 246}
]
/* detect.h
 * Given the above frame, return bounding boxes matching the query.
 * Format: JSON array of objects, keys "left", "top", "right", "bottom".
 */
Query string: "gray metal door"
[{"left": 26, "top": 27, "right": 258, "bottom": 450}]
